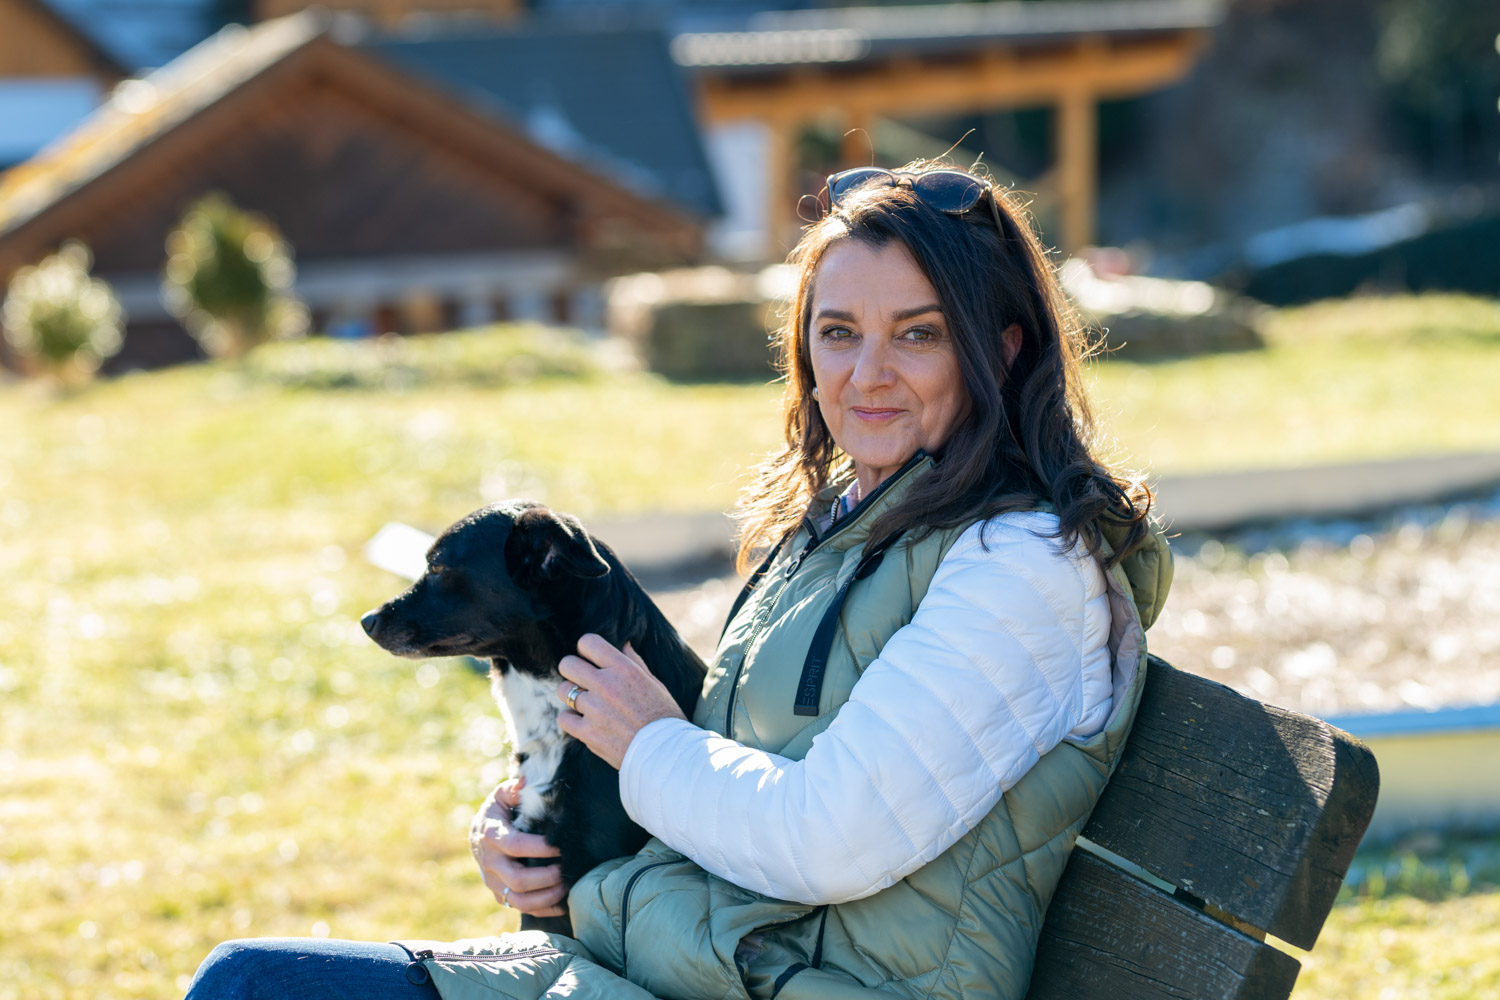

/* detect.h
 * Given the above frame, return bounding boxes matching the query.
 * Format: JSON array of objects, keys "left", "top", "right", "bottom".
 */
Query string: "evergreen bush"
[
  {"left": 162, "top": 193, "right": 307, "bottom": 359},
  {"left": 1, "top": 240, "right": 124, "bottom": 383}
]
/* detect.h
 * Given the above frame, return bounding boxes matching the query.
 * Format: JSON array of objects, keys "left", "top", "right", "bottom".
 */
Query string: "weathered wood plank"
[
  {"left": 1083, "top": 656, "right": 1379, "bottom": 949},
  {"left": 1026, "top": 849, "right": 1302, "bottom": 1000}
]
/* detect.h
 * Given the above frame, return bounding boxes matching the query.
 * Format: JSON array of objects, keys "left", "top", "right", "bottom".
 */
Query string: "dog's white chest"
[{"left": 492, "top": 668, "right": 568, "bottom": 830}]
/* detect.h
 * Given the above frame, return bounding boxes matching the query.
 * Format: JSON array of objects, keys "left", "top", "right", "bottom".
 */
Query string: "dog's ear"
[{"left": 505, "top": 507, "right": 610, "bottom": 585}]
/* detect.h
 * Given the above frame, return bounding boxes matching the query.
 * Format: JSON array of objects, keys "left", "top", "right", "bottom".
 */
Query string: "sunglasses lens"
[
  {"left": 827, "top": 167, "right": 893, "bottom": 205},
  {"left": 911, "top": 171, "right": 988, "bottom": 213}
]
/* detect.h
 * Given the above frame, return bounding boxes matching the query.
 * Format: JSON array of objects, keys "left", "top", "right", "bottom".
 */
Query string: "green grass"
[
  {"left": 1285, "top": 834, "right": 1500, "bottom": 999},
  {"left": 2, "top": 298, "right": 1499, "bottom": 998},
  {"left": 1088, "top": 293, "right": 1500, "bottom": 474},
  {"left": 0, "top": 326, "right": 783, "bottom": 998}
]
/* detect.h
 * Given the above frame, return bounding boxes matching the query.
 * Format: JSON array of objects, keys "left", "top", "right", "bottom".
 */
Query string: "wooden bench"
[{"left": 1026, "top": 655, "right": 1381, "bottom": 1000}]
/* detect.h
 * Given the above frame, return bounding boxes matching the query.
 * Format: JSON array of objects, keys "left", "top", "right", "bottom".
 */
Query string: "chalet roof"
[
  {"left": 0, "top": 11, "right": 716, "bottom": 244},
  {"left": 364, "top": 23, "right": 722, "bottom": 217},
  {"left": 671, "top": 0, "right": 1225, "bottom": 71},
  {"left": 0, "top": 14, "right": 325, "bottom": 237}
]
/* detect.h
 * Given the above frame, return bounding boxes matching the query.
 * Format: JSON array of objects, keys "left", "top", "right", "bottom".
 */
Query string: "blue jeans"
[{"left": 184, "top": 938, "right": 442, "bottom": 1000}]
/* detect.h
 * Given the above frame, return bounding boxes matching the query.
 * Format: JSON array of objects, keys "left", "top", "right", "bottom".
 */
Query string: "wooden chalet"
[
  {"left": 674, "top": 0, "right": 1225, "bottom": 255},
  {"left": 0, "top": 11, "right": 712, "bottom": 370}
]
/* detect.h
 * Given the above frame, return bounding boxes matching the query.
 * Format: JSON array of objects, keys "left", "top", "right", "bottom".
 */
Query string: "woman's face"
[{"left": 808, "top": 239, "right": 969, "bottom": 494}]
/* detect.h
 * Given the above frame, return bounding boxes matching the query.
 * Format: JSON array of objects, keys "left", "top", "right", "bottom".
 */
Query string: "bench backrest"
[{"left": 1026, "top": 655, "right": 1381, "bottom": 1000}]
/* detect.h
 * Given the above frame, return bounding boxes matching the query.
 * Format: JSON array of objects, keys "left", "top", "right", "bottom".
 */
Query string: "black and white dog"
[{"left": 361, "top": 501, "right": 707, "bottom": 935}]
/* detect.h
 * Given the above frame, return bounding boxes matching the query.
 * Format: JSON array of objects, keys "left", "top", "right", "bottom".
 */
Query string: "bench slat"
[
  {"left": 1026, "top": 849, "right": 1302, "bottom": 1000},
  {"left": 1083, "top": 656, "right": 1379, "bottom": 949}
]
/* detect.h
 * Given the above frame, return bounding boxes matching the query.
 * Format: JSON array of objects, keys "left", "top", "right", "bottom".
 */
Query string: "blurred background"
[{"left": 2, "top": 0, "right": 1499, "bottom": 996}]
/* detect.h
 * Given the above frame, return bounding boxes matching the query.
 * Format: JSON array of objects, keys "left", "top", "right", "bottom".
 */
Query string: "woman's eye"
[
  {"left": 819, "top": 326, "right": 854, "bottom": 341},
  {"left": 903, "top": 326, "right": 940, "bottom": 343}
]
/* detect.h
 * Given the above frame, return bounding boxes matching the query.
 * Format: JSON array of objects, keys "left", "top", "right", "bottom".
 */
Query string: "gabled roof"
[
  {"left": 671, "top": 0, "right": 1225, "bottom": 71},
  {"left": 0, "top": 14, "right": 323, "bottom": 236},
  {"left": 0, "top": 10, "right": 706, "bottom": 269},
  {"left": 365, "top": 22, "right": 722, "bottom": 217}
]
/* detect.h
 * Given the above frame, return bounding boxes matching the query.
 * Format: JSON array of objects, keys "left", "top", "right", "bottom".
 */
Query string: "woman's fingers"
[
  {"left": 555, "top": 635, "right": 652, "bottom": 711},
  {"left": 493, "top": 776, "right": 525, "bottom": 809},
  {"left": 495, "top": 880, "right": 568, "bottom": 918},
  {"left": 481, "top": 855, "right": 564, "bottom": 895},
  {"left": 557, "top": 652, "right": 602, "bottom": 688},
  {"left": 494, "top": 828, "right": 561, "bottom": 859},
  {"left": 469, "top": 776, "right": 570, "bottom": 918},
  {"left": 553, "top": 633, "right": 687, "bottom": 771},
  {"left": 478, "top": 850, "right": 568, "bottom": 917},
  {"left": 577, "top": 633, "right": 638, "bottom": 671}
]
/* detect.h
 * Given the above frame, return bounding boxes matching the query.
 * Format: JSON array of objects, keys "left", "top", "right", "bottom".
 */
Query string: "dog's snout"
[{"left": 360, "top": 609, "right": 382, "bottom": 638}]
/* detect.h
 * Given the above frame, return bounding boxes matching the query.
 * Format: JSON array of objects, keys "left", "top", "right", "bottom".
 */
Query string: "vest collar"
[{"left": 804, "top": 450, "right": 935, "bottom": 553}]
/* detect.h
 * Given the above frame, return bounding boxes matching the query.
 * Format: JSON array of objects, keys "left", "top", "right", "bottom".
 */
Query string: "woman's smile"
[{"left": 808, "top": 239, "right": 969, "bottom": 496}]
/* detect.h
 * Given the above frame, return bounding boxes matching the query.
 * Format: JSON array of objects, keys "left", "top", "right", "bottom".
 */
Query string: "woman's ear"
[{"left": 1001, "top": 323, "right": 1022, "bottom": 370}]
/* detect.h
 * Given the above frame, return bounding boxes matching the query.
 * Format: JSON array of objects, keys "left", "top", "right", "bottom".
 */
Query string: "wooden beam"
[
  {"left": 699, "top": 32, "right": 1208, "bottom": 125},
  {"left": 1056, "top": 86, "right": 1097, "bottom": 252},
  {"left": 764, "top": 118, "right": 795, "bottom": 256},
  {"left": 696, "top": 31, "right": 1211, "bottom": 256}
]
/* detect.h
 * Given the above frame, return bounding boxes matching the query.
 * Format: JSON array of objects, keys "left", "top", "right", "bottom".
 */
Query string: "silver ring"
[
  {"left": 502, "top": 886, "right": 511, "bottom": 904},
  {"left": 566, "top": 684, "right": 582, "bottom": 713}
]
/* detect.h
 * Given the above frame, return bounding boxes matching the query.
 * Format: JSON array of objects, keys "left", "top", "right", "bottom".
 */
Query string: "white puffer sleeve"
[{"left": 618, "top": 511, "right": 1114, "bottom": 905}]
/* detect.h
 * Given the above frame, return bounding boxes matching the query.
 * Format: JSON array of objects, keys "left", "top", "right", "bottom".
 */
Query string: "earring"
[{"left": 811, "top": 386, "right": 820, "bottom": 400}]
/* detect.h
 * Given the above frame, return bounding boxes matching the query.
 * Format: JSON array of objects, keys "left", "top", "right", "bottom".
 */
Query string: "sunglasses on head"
[{"left": 825, "top": 167, "right": 1005, "bottom": 231}]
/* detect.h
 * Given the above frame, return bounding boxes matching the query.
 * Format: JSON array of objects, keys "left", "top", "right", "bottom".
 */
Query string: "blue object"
[
  {"left": 184, "top": 938, "right": 440, "bottom": 1000},
  {"left": 1324, "top": 702, "right": 1500, "bottom": 740}
]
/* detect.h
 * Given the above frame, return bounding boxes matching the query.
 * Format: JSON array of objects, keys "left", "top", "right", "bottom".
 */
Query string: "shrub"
[
  {"left": 1, "top": 240, "right": 124, "bottom": 382},
  {"left": 162, "top": 193, "right": 307, "bottom": 359}
]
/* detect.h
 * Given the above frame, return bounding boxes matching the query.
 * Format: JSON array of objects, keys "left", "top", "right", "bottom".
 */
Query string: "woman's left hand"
[{"left": 556, "top": 634, "right": 688, "bottom": 770}]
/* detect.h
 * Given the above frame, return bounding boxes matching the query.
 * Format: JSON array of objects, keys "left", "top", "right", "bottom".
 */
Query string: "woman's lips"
[{"left": 851, "top": 406, "right": 903, "bottom": 422}]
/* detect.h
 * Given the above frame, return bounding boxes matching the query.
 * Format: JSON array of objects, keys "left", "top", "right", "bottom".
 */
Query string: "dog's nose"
[{"left": 360, "top": 610, "right": 381, "bottom": 638}]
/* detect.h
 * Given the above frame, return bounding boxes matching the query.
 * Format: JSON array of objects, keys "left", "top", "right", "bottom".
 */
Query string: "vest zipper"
[
  {"left": 722, "top": 531, "right": 814, "bottom": 738},
  {"left": 412, "top": 947, "right": 566, "bottom": 963},
  {"left": 619, "top": 858, "right": 678, "bottom": 979},
  {"left": 720, "top": 452, "right": 931, "bottom": 740}
]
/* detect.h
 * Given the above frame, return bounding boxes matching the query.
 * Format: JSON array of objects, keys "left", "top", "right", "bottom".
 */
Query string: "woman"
[{"left": 187, "top": 162, "right": 1170, "bottom": 1000}]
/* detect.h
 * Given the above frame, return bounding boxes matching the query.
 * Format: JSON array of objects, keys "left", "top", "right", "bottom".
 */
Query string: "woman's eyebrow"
[{"left": 814, "top": 305, "right": 944, "bottom": 322}]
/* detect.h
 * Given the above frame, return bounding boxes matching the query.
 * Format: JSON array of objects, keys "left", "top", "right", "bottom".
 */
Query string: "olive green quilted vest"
[{"left": 567, "top": 454, "right": 1170, "bottom": 1000}]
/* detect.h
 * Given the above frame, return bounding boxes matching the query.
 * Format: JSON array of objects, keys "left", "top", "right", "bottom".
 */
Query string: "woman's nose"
[{"left": 849, "top": 340, "right": 894, "bottom": 391}]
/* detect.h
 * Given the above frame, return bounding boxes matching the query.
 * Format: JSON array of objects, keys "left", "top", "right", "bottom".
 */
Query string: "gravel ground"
[{"left": 650, "top": 488, "right": 1500, "bottom": 721}]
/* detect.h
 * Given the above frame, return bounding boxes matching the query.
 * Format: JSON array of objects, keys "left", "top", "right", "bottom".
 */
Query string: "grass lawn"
[
  {"left": 2, "top": 296, "right": 1498, "bottom": 998},
  {"left": 1283, "top": 835, "right": 1500, "bottom": 999},
  {"left": 1088, "top": 294, "right": 1500, "bottom": 474}
]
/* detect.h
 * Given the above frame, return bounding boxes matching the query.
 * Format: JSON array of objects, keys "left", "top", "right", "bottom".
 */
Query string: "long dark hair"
[{"left": 735, "top": 161, "right": 1153, "bottom": 569}]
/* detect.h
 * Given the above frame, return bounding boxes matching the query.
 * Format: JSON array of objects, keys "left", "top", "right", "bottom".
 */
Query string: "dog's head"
[{"left": 360, "top": 501, "right": 610, "bottom": 673}]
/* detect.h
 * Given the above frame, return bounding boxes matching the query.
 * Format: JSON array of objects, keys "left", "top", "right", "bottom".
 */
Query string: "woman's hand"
[
  {"left": 556, "top": 634, "right": 688, "bottom": 770},
  {"left": 468, "top": 777, "right": 568, "bottom": 918}
]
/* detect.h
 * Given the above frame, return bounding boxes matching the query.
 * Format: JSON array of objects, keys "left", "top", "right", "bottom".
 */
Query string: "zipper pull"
[{"left": 783, "top": 548, "right": 807, "bottom": 579}]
